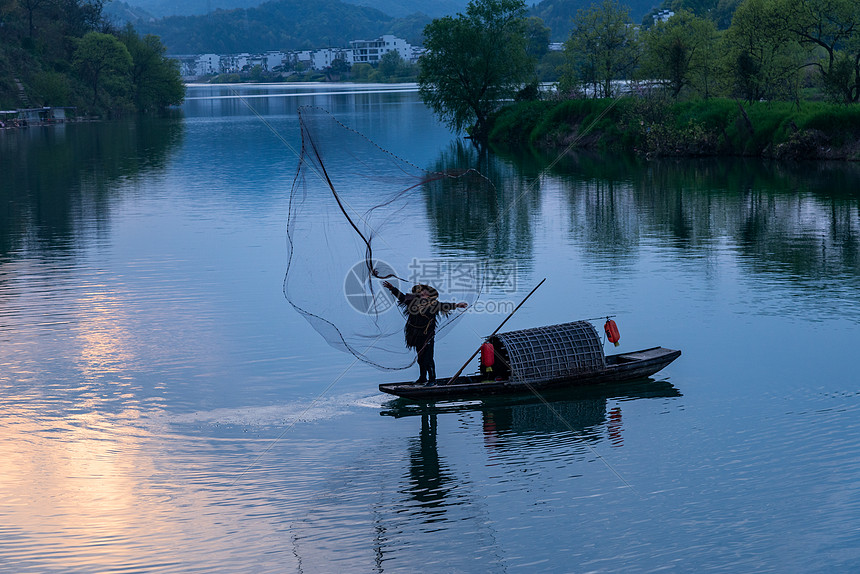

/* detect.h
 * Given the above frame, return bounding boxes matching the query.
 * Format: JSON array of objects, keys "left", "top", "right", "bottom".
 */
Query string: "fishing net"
[{"left": 284, "top": 106, "right": 491, "bottom": 370}]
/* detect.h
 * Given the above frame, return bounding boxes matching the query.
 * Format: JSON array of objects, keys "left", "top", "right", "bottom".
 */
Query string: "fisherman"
[{"left": 382, "top": 281, "right": 467, "bottom": 385}]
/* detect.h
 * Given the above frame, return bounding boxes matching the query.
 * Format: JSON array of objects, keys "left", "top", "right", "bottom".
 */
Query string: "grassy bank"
[{"left": 488, "top": 98, "right": 860, "bottom": 161}]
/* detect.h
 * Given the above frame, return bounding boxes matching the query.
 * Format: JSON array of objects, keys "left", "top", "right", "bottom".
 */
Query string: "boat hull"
[{"left": 378, "top": 347, "right": 681, "bottom": 400}]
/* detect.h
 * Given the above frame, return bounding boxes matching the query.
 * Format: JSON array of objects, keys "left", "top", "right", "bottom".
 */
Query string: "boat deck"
[{"left": 613, "top": 347, "right": 671, "bottom": 362}]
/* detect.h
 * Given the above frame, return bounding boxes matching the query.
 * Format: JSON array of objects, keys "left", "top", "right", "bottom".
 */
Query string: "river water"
[{"left": 2, "top": 84, "right": 860, "bottom": 572}]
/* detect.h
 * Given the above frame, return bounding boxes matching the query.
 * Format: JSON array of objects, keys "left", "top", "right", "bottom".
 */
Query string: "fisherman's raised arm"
[
  {"left": 382, "top": 280, "right": 408, "bottom": 304},
  {"left": 439, "top": 300, "right": 469, "bottom": 315}
]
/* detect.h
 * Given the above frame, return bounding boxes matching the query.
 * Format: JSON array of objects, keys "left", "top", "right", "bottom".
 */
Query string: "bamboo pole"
[{"left": 444, "top": 278, "right": 546, "bottom": 386}]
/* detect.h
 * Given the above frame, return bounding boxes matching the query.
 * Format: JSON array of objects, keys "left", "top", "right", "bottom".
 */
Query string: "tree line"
[
  {"left": 418, "top": 0, "right": 860, "bottom": 141},
  {"left": 0, "top": 0, "right": 185, "bottom": 116}
]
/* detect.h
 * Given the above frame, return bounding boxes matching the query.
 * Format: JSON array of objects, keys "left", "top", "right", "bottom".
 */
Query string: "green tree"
[
  {"left": 418, "top": 0, "right": 534, "bottom": 140},
  {"left": 324, "top": 57, "right": 350, "bottom": 81},
  {"left": 329, "top": 57, "right": 350, "bottom": 75},
  {"left": 823, "top": 48, "right": 860, "bottom": 103},
  {"left": 723, "top": 0, "right": 803, "bottom": 102},
  {"left": 524, "top": 16, "right": 551, "bottom": 59},
  {"left": 350, "top": 62, "right": 374, "bottom": 81},
  {"left": 30, "top": 70, "right": 71, "bottom": 106},
  {"left": 536, "top": 50, "right": 566, "bottom": 82},
  {"left": 249, "top": 64, "right": 264, "bottom": 82},
  {"left": 378, "top": 51, "right": 414, "bottom": 81},
  {"left": 774, "top": 0, "right": 860, "bottom": 103},
  {"left": 655, "top": 0, "right": 742, "bottom": 29},
  {"left": 640, "top": 10, "right": 720, "bottom": 98},
  {"left": 118, "top": 25, "right": 185, "bottom": 112},
  {"left": 20, "top": 0, "right": 50, "bottom": 38},
  {"left": 73, "top": 31, "right": 132, "bottom": 107},
  {"left": 58, "top": 0, "right": 107, "bottom": 38},
  {"left": 712, "top": 0, "right": 743, "bottom": 28},
  {"left": 561, "top": 0, "right": 639, "bottom": 98}
]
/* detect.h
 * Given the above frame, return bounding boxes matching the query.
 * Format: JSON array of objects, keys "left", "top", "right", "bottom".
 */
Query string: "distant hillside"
[
  {"left": 531, "top": 0, "right": 661, "bottom": 41},
  {"left": 129, "top": 0, "right": 664, "bottom": 55},
  {"left": 104, "top": 1, "right": 157, "bottom": 23},
  {"left": 119, "top": 0, "right": 469, "bottom": 18},
  {"left": 134, "top": 0, "right": 430, "bottom": 53},
  {"left": 341, "top": 0, "right": 468, "bottom": 18},
  {"left": 117, "top": 0, "right": 291, "bottom": 18}
]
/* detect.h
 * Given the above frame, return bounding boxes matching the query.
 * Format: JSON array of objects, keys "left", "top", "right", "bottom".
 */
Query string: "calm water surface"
[{"left": 2, "top": 84, "right": 860, "bottom": 572}]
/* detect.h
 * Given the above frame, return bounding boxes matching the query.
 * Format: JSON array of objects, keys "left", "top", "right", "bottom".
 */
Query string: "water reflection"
[
  {"left": 406, "top": 414, "right": 454, "bottom": 520},
  {"left": 383, "top": 380, "right": 680, "bottom": 423},
  {"left": 425, "top": 142, "right": 538, "bottom": 264},
  {"left": 383, "top": 380, "right": 681, "bottom": 518},
  {"left": 428, "top": 142, "right": 860, "bottom": 285},
  {"left": 182, "top": 83, "right": 419, "bottom": 119},
  {"left": 0, "top": 119, "right": 184, "bottom": 258},
  {"left": 482, "top": 146, "right": 860, "bottom": 297}
]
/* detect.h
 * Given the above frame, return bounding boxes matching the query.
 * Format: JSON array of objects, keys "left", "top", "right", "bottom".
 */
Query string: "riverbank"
[{"left": 488, "top": 98, "right": 860, "bottom": 161}]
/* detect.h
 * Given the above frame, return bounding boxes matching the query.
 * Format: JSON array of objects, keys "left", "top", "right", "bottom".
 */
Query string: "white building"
[
  {"left": 261, "top": 51, "right": 288, "bottom": 71},
  {"left": 410, "top": 46, "right": 426, "bottom": 62},
  {"left": 175, "top": 56, "right": 199, "bottom": 77},
  {"left": 174, "top": 35, "right": 418, "bottom": 79},
  {"left": 247, "top": 54, "right": 271, "bottom": 71},
  {"left": 290, "top": 51, "right": 314, "bottom": 70},
  {"left": 312, "top": 48, "right": 353, "bottom": 70},
  {"left": 220, "top": 53, "right": 250, "bottom": 73},
  {"left": 653, "top": 10, "right": 675, "bottom": 24},
  {"left": 195, "top": 54, "right": 221, "bottom": 75},
  {"left": 350, "top": 35, "right": 412, "bottom": 65}
]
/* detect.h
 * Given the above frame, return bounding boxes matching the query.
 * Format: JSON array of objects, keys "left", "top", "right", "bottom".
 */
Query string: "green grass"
[
  {"left": 492, "top": 99, "right": 635, "bottom": 148},
  {"left": 671, "top": 99, "right": 737, "bottom": 131},
  {"left": 490, "top": 97, "right": 860, "bottom": 158},
  {"left": 488, "top": 100, "right": 555, "bottom": 144}
]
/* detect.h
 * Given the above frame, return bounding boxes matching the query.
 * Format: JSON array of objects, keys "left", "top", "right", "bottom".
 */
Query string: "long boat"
[{"left": 379, "top": 320, "right": 681, "bottom": 400}]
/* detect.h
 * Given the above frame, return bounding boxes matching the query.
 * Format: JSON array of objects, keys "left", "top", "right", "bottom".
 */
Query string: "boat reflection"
[
  {"left": 381, "top": 379, "right": 681, "bottom": 425},
  {"left": 381, "top": 380, "right": 681, "bottom": 518}
]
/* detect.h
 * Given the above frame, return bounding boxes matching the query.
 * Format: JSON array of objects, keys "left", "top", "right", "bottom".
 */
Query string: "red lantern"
[
  {"left": 604, "top": 319, "right": 621, "bottom": 347},
  {"left": 480, "top": 342, "right": 495, "bottom": 369}
]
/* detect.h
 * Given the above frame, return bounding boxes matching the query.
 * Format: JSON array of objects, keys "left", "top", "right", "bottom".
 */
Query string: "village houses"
[{"left": 175, "top": 35, "right": 423, "bottom": 79}]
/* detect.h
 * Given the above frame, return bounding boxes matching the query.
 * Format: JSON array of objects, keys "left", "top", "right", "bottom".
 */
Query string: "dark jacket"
[{"left": 389, "top": 287, "right": 458, "bottom": 349}]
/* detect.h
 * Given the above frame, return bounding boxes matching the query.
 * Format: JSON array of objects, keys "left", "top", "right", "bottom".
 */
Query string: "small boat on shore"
[
  {"left": 379, "top": 320, "right": 681, "bottom": 400},
  {"left": 0, "top": 107, "right": 76, "bottom": 129}
]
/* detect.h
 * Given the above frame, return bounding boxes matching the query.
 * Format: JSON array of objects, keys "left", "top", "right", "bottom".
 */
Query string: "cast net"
[{"left": 284, "top": 106, "right": 490, "bottom": 370}]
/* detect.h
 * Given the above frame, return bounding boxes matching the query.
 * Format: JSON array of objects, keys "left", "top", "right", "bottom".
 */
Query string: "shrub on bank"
[
  {"left": 489, "top": 99, "right": 635, "bottom": 149},
  {"left": 489, "top": 97, "right": 860, "bottom": 160},
  {"left": 488, "top": 101, "right": 554, "bottom": 144}
]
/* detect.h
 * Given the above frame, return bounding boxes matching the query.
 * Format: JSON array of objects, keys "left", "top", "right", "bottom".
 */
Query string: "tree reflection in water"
[
  {"left": 0, "top": 118, "right": 184, "bottom": 258},
  {"left": 430, "top": 144, "right": 860, "bottom": 298}
]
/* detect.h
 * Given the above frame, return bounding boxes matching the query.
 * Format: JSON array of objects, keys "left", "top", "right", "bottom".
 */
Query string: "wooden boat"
[
  {"left": 379, "top": 320, "right": 681, "bottom": 400},
  {"left": 379, "top": 379, "right": 683, "bottom": 419}
]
